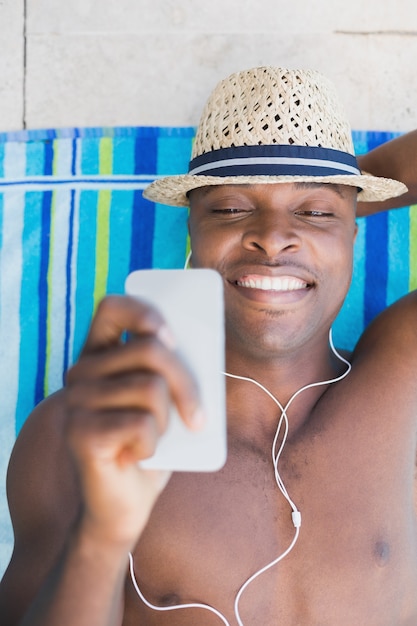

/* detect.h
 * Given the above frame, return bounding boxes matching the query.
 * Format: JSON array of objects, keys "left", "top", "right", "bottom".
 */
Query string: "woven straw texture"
[
  {"left": 144, "top": 67, "right": 406, "bottom": 206},
  {"left": 192, "top": 67, "right": 354, "bottom": 157}
]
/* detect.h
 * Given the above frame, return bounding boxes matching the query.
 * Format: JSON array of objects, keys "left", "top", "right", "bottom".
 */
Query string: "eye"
[
  {"left": 295, "top": 209, "right": 334, "bottom": 218},
  {"left": 211, "top": 208, "right": 247, "bottom": 214}
]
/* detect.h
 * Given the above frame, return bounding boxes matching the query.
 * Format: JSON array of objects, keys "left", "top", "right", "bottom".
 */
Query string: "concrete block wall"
[{"left": 0, "top": 0, "right": 416, "bottom": 133}]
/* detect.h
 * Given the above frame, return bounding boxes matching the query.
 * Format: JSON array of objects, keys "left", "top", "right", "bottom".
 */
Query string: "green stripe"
[
  {"left": 52, "top": 139, "right": 59, "bottom": 175},
  {"left": 410, "top": 205, "right": 417, "bottom": 291},
  {"left": 93, "top": 138, "right": 113, "bottom": 310},
  {"left": 93, "top": 190, "right": 111, "bottom": 310},
  {"left": 99, "top": 137, "right": 113, "bottom": 175}
]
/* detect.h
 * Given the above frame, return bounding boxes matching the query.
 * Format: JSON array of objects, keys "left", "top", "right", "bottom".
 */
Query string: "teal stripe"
[
  {"left": 152, "top": 135, "right": 191, "bottom": 268},
  {"left": 157, "top": 135, "right": 192, "bottom": 174},
  {"left": 0, "top": 194, "right": 3, "bottom": 251},
  {"left": 15, "top": 192, "right": 43, "bottom": 432},
  {"left": 352, "top": 130, "right": 369, "bottom": 156},
  {"left": 410, "top": 205, "right": 417, "bottom": 290},
  {"left": 333, "top": 217, "right": 367, "bottom": 350},
  {"left": 26, "top": 141, "right": 46, "bottom": 176},
  {"left": 107, "top": 190, "right": 134, "bottom": 294},
  {"left": 81, "top": 137, "right": 100, "bottom": 175},
  {"left": 387, "top": 206, "right": 410, "bottom": 305},
  {"left": 112, "top": 137, "right": 135, "bottom": 174},
  {"left": 72, "top": 190, "right": 98, "bottom": 361},
  {"left": 0, "top": 142, "right": 4, "bottom": 177},
  {"left": 152, "top": 204, "right": 189, "bottom": 268}
]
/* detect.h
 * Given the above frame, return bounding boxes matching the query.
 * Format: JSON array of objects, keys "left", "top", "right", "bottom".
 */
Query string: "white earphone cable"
[{"left": 129, "top": 329, "right": 351, "bottom": 625}]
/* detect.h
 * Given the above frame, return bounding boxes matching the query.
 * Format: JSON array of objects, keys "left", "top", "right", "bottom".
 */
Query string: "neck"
[{"left": 224, "top": 331, "right": 350, "bottom": 444}]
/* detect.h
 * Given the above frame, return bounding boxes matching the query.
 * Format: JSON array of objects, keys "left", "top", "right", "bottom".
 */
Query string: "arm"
[
  {"left": 0, "top": 295, "right": 201, "bottom": 626},
  {"left": 357, "top": 129, "right": 417, "bottom": 216}
]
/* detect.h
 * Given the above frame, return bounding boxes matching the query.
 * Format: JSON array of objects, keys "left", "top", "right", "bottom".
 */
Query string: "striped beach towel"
[{"left": 0, "top": 126, "right": 416, "bottom": 575}]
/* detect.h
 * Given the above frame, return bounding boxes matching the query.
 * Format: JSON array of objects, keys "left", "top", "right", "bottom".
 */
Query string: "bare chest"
[{"left": 123, "top": 412, "right": 417, "bottom": 625}]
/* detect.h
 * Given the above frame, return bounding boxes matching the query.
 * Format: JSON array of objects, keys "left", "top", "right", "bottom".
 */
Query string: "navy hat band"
[{"left": 188, "top": 144, "right": 360, "bottom": 178}]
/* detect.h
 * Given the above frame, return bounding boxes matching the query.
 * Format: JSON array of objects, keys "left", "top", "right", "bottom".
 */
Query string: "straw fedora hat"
[{"left": 143, "top": 66, "right": 406, "bottom": 207}]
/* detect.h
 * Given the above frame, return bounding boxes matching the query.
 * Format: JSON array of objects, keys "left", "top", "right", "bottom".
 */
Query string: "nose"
[{"left": 241, "top": 212, "right": 301, "bottom": 257}]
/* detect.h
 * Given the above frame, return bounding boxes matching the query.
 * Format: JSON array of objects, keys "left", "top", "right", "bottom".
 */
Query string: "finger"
[
  {"left": 66, "top": 373, "right": 171, "bottom": 436},
  {"left": 66, "top": 407, "right": 161, "bottom": 465},
  {"left": 81, "top": 295, "right": 175, "bottom": 354},
  {"left": 67, "top": 337, "right": 204, "bottom": 430}
]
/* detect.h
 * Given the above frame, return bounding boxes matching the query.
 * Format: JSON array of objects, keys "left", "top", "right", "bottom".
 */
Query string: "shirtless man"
[{"left": 0, "top": 66, "right": 416, "bottom": 625}]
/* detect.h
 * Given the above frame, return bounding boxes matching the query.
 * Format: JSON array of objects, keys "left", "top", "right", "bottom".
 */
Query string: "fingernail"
[
  {"left": 157, "top": 324, "right": 177, "bottom": 350},
  {"left": 190, "top": 407, "right": 206, "bottom": 430}
]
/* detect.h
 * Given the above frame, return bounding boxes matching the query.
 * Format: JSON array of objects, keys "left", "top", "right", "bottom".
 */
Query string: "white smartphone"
[{"left": 125, "top": 268, "right": 227, "bottom": 472}]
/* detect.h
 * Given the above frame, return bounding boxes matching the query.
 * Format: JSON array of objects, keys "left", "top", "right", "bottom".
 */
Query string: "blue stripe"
[
  {"left": 134, "top": 134, "right": 157, "bottom": 174},
  {"left": 63, "top": 189, "right": 76, "bottom": 373},
  {"left": 35, "top": 190, "right": 52, "bottom": 404},
  {"left": 63, "top": 137, "right": 77, "bottom": 372},
  {"left": 0, "top": 176, "right": 155, "bottom": 188},
  {"left": 43, "top": 140, "right": 54, "bottom": 176},
  {"left": 129, "top": 191, "right": 155, "bottom": 271},
  {"left": 34, "top": 143, "right": 54, "bottom": 402},
  {"left": 364, "top": 212, "right": 388, "bottom": 326},
  {"left": 71, "top": 138, "right": 77, "bottom": 175}
]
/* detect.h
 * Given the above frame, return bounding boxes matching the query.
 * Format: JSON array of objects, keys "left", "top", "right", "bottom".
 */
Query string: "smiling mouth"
[{"left": 235, "top": 275, "right": 310, "bottom": 291}]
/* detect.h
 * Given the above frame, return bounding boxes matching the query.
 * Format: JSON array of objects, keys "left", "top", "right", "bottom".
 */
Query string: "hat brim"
[{"left": 143, "top": 173, "right": 407, "bottom": 207}]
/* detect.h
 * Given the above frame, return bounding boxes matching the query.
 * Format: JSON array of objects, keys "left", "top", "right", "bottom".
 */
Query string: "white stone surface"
[
  {"left": 26, "top": 0, "right": 417, "bottom": 34},
  {"left": 0, "top": 0, "right": 414, "bottom": 132},
  {"left": 25, "top": 28, "right": 417, "bottom": 131},
  {"left": 0, "top": 0, "right": 25, "bottom": 131}
]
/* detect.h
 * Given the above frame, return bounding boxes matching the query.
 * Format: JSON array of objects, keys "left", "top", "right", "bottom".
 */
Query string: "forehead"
[{"left": 188, "top": 182, "right": 358, "bottom": 204}]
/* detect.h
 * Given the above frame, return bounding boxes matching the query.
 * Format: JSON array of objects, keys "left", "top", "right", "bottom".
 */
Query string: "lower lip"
[{"left": 231, "top": 281, "right": 312, "bottom": 304}]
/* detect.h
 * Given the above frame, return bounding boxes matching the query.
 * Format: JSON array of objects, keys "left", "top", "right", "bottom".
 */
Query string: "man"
[{"left": 0, "top": 66, "right": 416, "bottom": 625}]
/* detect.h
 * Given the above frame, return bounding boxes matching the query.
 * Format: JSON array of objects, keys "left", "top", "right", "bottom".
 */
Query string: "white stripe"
[
  {"left": 45, "top": 189, "right": 72, "bottom": 396},
  {"left": 54, "top": 138, "right": 74, "bottom": 176},
  {"left": 3, "top": 142, "right": 26, "bottom": 178},
  {"left": 0, "top": 191, "right": 25, "bottom": 575},
  {"left": 0, "top": 174, "right": 161, "bottom": 188},
  {"left": 189, "top": 156, "right": 360, "bottom": 176}
]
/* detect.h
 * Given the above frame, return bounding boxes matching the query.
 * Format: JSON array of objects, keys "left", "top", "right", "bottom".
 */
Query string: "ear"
[{"left": 353, "top": 221, "right": 359, "bottom": 243}]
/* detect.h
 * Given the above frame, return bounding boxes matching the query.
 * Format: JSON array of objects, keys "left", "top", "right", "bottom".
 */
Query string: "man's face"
[{"left": 188, "top": 182, "right": 358, "bottom": 361}]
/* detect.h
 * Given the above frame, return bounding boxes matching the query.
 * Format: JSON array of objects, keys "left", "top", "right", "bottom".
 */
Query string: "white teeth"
[{"left": 237, "top": 277, "right": 308, "bottom": 291}]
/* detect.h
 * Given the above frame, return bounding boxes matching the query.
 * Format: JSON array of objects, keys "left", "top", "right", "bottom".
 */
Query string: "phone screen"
[{"left": 125, "top": 268, "right": 227, "bottom": 472}]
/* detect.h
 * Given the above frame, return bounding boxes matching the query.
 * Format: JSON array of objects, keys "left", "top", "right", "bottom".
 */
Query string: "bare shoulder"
[
  {"left": 347, "top": 291, "right": 417, "bottom": 421},
  {"left": 353, "top": 291, "right": 417, "bottom": 366},
  {"left": 0, "top": 390, "right": 80, "bottom": 624}
]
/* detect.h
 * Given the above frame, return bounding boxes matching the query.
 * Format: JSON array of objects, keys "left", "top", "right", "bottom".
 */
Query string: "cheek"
[{"left": 188, "top": 225, "right": 236, "bottom": 269}]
